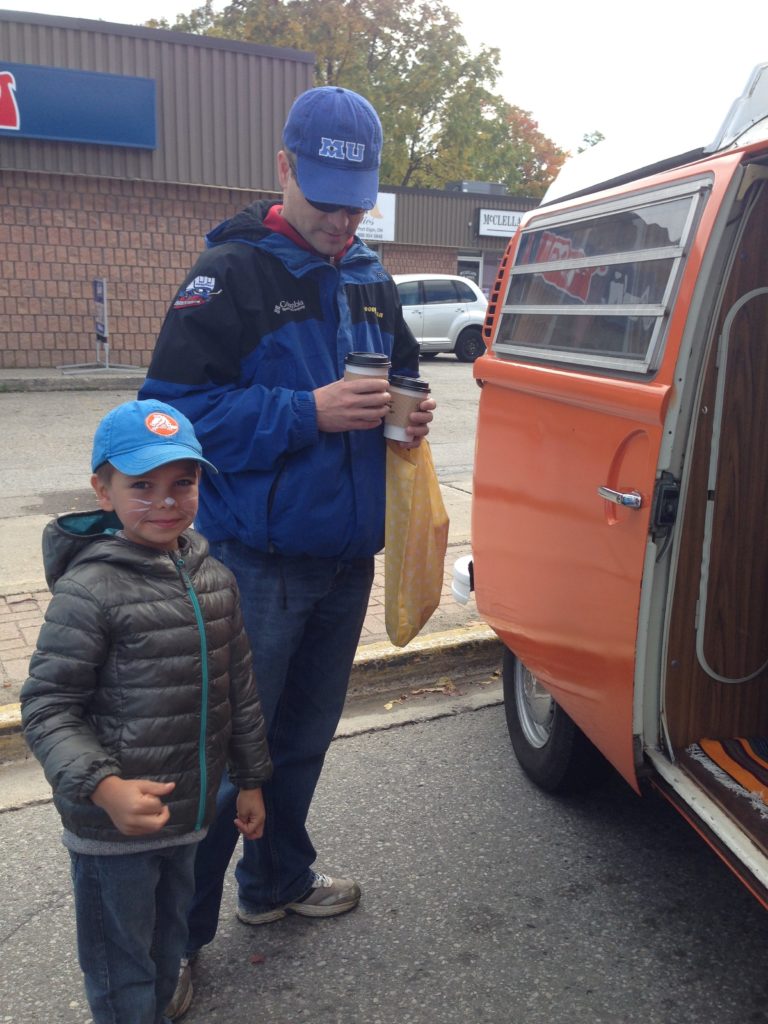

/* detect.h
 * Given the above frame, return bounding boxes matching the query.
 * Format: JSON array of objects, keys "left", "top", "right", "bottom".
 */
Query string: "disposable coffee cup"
[
  {"left": 384, "top": 375, "right": 430, "bottom": 441},
  {"left": 344, "top": 351, "right": 390, "bottom": 380}
]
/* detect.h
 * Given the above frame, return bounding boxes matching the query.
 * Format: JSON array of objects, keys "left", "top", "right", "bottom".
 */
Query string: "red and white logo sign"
[
  {"left": 539, "top": 231, "right": 606, "bottom": 303},
  {"left": 0, "top": 71, "right": 20, "bottom": 130},
  {"left": 145, "top": 412, "right": 180, "bottom": 437}
]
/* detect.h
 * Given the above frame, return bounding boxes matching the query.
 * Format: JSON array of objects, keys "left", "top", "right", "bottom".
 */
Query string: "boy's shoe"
[
  {"left": 236, "top": 872, "right": 361, "bottom": 925},
  {"left": 165, "top": 955, "right": 195, "bottom": 1020}
]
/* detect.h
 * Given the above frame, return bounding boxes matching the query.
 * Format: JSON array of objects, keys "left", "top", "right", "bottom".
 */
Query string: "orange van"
[{"left": 460, "top": 63, "right": 768, "bottom": 907}]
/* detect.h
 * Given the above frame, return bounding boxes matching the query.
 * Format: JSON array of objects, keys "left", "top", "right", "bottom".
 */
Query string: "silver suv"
[{"left": 393, "top": 273, "right": 488, "bottom": 362}]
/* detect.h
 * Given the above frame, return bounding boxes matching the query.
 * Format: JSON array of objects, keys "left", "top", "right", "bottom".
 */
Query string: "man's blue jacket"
[{"left": 140, "top": 200, "right": 420, "bottom": 559}]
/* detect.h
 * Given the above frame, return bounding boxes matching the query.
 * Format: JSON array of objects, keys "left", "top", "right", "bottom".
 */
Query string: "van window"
[{"left": 494, "top": 180, "right": 710, "bottom": 374}]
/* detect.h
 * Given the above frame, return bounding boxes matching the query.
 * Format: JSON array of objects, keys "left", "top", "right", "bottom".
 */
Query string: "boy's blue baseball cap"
[
  {"left": 283, "top": 86, "right": 382, "bottom": 211},
  {"left": 91, "top": 400, "right": 217, "bottom": 475}
]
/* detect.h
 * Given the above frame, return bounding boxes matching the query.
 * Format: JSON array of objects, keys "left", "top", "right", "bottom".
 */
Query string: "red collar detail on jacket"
[{"left": 264, "top": 204, "right": 355, "bottom": 262}]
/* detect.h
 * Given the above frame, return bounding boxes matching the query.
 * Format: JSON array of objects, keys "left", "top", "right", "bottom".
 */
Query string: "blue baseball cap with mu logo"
[
  {"left": 283, "top": 86, "right": 383, "bottom": 211},
  {"left": 91, "top": 400, "right": 218, "bottom": 475}
]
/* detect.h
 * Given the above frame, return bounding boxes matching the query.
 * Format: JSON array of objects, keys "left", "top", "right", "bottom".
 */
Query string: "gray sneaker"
[
  {"left": 236, "top": 872, "right": 361, "bottom": 925},
  {"left": 165, "top": 955, "right": 194, "bottom": 1020}
]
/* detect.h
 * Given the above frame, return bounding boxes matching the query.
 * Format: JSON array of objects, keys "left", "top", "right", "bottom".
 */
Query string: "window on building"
[{"left": 458, "top": 255, "right": 481, "bottom": 284}]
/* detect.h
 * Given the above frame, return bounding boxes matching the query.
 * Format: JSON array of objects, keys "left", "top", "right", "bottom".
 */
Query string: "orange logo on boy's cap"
[{"left": 145, "top": 411, "right": 179, "bottom": 437}]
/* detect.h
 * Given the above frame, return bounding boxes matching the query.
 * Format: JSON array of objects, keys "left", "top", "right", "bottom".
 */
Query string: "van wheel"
[
  {"left": 503, "top": 649, "right": 609, "bottom": 794},
  {"left": 454, "top": 327, "right": 484, "bottom": 362}
]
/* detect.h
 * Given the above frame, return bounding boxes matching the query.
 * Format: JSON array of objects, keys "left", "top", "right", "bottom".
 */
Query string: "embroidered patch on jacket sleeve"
[{"left": 173, "top": 275, "right": 222, "bottom": 309}]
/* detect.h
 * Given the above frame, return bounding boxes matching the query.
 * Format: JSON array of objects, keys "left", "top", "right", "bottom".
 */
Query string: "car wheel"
[
  {"left": 502, "top": 649, "right": 609, "bottom": 793},
  {"left": 419, "top": 351, "right": 439, "bottom": 360},
  {"left": 454, "top": 327, "right": 485, "bottom": 362}
]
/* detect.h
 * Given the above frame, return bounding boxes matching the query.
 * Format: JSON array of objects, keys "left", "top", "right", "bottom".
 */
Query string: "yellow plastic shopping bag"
[{"left": 384, "top": 439, "right": 450, "bottom": 647}]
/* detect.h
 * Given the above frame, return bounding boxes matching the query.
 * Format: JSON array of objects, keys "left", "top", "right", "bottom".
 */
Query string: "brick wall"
[
  {"left": 0, "top": 170, "right": 274, "bottom": 370},
  {"left": 380, "top": 243, "right": 456, "bottom": 276},
  {"left": 0, "top": 171, "right": 462, "bottom": 370}
]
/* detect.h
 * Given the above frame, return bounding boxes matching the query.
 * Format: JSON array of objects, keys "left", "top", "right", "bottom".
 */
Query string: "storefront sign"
[
  {"left": 0, "top": 62, "right": 156, "bottom": 149},
  {"left": 357, "top": 192, "right": 396, "bottom": 242},
  {"left": 478, "top": 208, "right": 525, "bottom": 238}
]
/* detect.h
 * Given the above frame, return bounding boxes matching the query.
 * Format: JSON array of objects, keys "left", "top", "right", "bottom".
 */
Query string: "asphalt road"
[
  {"left": 0, "top": 358, "right": 480, "bottom": 590},
  {"left": 8, "top": 360, "right": 765, "bottom": 1023},
  {"left": 2, "top": 703, "right": 768, "bottom": 1024},
  {"left": 0, "top": 358, "right": 480, "bottom": 520}
]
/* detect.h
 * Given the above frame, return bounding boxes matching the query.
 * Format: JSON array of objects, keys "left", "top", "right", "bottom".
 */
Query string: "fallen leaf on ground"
[
  {"left": 384, "top": 697, "right": 406, "bottom": 710},
  {"left": 250, "top": 953, "right": 266, "bottom": 965},
  {"left": 411, "top": 678, "right": 456, "bottom": 697}
]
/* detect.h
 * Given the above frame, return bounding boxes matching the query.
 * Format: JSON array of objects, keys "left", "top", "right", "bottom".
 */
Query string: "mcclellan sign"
[{"left": 478, "top": 208, "right": 526, "bottom": 238}]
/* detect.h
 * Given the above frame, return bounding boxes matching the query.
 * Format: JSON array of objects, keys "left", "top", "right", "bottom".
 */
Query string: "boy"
[{"left": 21, "top": 399, "right": 272, "bottom": 1024}]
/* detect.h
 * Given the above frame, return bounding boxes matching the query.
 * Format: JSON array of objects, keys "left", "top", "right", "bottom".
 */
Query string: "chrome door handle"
[{"left": 597, "top": 486, "right": 642, "bottom": 509}]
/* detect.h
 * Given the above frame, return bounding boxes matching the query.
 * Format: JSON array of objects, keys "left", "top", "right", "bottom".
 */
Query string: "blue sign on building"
[{"left": 0, "top": 61, "right": 156, "bottom": 149}]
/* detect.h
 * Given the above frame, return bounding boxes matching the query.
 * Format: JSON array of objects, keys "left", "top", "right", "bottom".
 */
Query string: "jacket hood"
[
  {"left": 204, "top": 201, "right": 377, "bottom": 271},
  {"left": 42, "top": 509, "right": 209, "bottom": 590},
  {"left": 205, "top": 200, "right": 275, "bottom": 248}
]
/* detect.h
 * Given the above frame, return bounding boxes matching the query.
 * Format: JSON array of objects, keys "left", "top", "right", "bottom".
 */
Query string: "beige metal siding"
[
  {"left": 0, "top": 12, "right": 314, "bottom": 189},
  {"left": 390, "top": 188, "right": 538, "bottom": 250}
]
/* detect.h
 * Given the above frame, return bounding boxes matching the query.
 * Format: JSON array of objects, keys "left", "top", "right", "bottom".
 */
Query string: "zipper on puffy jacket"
[{"left": 172, "top": 553, "right": 209, "bottom": 831}]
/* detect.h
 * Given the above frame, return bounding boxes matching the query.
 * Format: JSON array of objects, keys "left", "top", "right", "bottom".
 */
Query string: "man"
[{"left": 140, "top": 85, "right": 434, "bottom": 1005}]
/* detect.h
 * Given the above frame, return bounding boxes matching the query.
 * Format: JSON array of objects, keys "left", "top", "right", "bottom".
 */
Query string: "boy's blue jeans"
[
  {"left": 69, "top": 843, "right": 197, "bottom": 1024},
  {"left": 185, "top": 542, "right": 374, "bottom": 952}
]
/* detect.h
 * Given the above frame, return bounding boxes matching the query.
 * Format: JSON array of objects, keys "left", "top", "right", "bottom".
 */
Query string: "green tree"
[
  {"left": 148, "top": 0, "right": 563, "bottom": 195},
  {"left": 433, "top": 95, "right": 566, "bottom": 198}
]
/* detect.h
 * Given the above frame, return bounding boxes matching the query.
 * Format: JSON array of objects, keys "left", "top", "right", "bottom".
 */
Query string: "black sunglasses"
[
  {"left": 306, "top": 197, "right": 366, "bottom": 216},
  {"left": 285, "top": 153, "right": 365, "bottom": 217}
]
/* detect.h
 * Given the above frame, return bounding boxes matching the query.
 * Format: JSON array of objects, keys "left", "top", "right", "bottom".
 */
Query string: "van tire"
[
  {"left": 454, "top": 327, "right": 485, "bottom": 362},
  {"left": 502, "top": 649, "right": 609, "bottom": 794}
]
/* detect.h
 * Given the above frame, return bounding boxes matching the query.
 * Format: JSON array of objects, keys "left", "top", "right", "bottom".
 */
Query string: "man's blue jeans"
[
  {"left": 69, "top": 843, "right": 197, "bottom": 1024},
  {"left": 186, "top": 542, "right": 374, "bottom": 953}
]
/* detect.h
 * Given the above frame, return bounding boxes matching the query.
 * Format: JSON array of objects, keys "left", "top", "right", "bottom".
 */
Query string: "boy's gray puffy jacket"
[{"left": 21, "top": 510, "right": 272, "bottom": 842}]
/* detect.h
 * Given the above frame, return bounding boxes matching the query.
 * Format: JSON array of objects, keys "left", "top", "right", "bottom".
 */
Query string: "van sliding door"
[{"left": 473, "top": 179, "right": 710, "bottom": 790}]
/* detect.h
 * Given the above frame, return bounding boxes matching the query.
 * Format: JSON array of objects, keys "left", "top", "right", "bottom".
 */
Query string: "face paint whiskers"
[
  {"left": 176, "top": 494, "right": 198, "bottom": 516},
  {"left": 122, "top": 496, "right": 153, "bottom": 523}
]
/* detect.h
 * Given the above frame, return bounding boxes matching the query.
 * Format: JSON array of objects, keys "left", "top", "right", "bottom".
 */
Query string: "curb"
[
  {"left": 0, "top": 373, "right": 147, "bottom": 394},
  {"left": 348, "top": 623, "right": 502, "bottom": 700},
  {"left": 0, "top": 578, "right": 47, "bottom": 598},
  {"left": 0, "top": 624, "right": 503, "bottom": 766},
  {"left": 0, "top": 703, "right": 26, "bottom": 764}
]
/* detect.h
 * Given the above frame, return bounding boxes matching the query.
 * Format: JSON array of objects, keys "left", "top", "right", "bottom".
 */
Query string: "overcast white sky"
[{"left": 3, "top": 0, "right": 768, "bottom": 155}]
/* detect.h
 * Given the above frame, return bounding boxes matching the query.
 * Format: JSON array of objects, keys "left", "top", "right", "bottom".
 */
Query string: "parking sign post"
[{"left": 59, "top": 278, "right": 138, "bottom": 373}]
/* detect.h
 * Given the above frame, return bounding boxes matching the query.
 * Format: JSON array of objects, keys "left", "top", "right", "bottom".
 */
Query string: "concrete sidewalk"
[
  {"left": 0, "top": 541, "right": 497, "bottom": 762},
  {"left": 0, "top": 366, "right": 501, "bottom": 762},
  {"left": 0, "top": 539, "right": 487, "bottom": 705}
]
